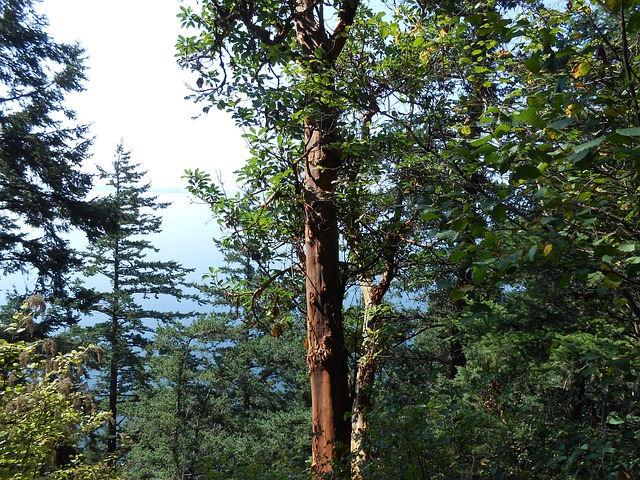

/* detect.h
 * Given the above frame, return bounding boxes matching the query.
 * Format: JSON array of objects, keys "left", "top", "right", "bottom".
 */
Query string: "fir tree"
[
  {"left": 0, "top": 0, "right": 107, "bottom": 297},
  {"left": 76, "top": 141, "right": 197, "bottom": 456}
]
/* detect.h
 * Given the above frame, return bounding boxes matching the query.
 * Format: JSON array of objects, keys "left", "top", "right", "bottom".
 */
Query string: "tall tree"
[
  {"left": 178, "top": 1, "right": 361, "bottom": 474},
  {"left": 0, "top": 0, "right": 105, "bottom": 297},
  {"left": 75, "top": 142, "right": 196, "bottom": 456}
]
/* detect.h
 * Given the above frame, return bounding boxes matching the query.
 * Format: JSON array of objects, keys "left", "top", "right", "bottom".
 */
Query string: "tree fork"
[
  {"left": 304, "top": 114, "right": 350, "bottom": 475},
  {"left": 293, "top": 0, "right": 361, "bottom": 474}
]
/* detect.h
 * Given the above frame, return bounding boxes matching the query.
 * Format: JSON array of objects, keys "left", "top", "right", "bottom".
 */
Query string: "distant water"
[{"left": 0, "top": 189, "right": 223, "bottom": 308}]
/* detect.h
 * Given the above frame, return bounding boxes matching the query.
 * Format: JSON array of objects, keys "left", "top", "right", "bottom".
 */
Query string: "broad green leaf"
[
  {"left": 606, "top": 412, "right": 625, "bottom": 425},
  {"left": 513, "top": 164, "right": 541, "bottom": 180},
  {"left": 606, "top": 358, "right": 630, "bottom": 372},
  {"left": 616, "top": 127, "right": 640, "bottom": 137},
  {"left": 573, "top": 135, "right": 606, "bottom": 153},
  {"left": 472, "top": 265, "right": 488, "bottom": 284},
  {"left": 556, "top": 274, "right": 572, "bottom": 288},
  {"left": 618, "top": 243, "right": 636, "bottom": 252},
  {"left": 491, "top": 203, "right": 507, "bottom": 222},
  {"left": 604, "top": 272, "right": 623, "bottom": 288},
  {"left": 470, "top": 135, "right": 492, "bottom": 147},
  {"left": 494, "top": 124, "right": 511, "bottom": 136},
  {"left": 548, "top": 117, "right": 575, "bottom": 130},
  {"left": 524, "top": 53, "right": 541, "bottom": 73}
]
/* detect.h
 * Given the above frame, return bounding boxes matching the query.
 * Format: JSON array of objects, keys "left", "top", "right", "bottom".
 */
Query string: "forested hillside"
[{"left": 2, "top": 0, "right": 640, "bottom": 478}]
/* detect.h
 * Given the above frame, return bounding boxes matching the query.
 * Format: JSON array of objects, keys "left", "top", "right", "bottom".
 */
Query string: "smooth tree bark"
[
  {"left": 302, "top": 103, "right": 351, "bottom": 472},
  {"left": 293, "top": 1, "right": 360, "bottom": 471},
  {"left": 178, "top": 0, "right": 361, "bottom": 474}
]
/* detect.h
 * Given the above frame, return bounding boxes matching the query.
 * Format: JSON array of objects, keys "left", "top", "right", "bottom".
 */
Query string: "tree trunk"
[
  {"left": 304, "top": 112, "right": 351, "bottom": 476},
  {"left": 108, "top": 235, "right": 120, "bottom": 455},
  {"left": 348, "top": 194, "right": 402, "bottom": 479},
  {"left": 350, "top": 280, "right": 378, "bottom": 480},
  {"left": 291, "top": 0, "right": 360, "bottom": 474},
  {"left": 108, "top": 358, "right": 118, "bottom": 454}
]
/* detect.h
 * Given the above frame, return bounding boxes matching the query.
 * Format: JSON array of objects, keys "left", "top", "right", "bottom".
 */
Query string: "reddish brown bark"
[
  {"left": 303, "top": 117, "right": 350, "bottom": 475},
  {"left": 292, "top": 0, "right": 361, "bottom": 475}
]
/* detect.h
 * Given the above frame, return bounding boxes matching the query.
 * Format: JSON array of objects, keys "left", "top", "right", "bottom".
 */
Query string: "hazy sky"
[
  {"left": 2, "top": 1, "right": 242, "bottom": 296},
  {"left": 37, "top": 0, "right": 248, "bottom": 190}
]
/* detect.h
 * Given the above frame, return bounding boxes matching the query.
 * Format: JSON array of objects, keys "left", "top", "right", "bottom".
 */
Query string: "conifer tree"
[
  {"left": 0, "top": 0, "right": 106, "bottom": 297},
  {"left": 77, "top": 142, "right": 197, "bottom": 455}
]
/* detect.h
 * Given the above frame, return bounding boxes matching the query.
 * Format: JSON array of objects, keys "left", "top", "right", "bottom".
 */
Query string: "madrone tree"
[{"left": 178, "top": 1, "right": 361, "bottom": 474}]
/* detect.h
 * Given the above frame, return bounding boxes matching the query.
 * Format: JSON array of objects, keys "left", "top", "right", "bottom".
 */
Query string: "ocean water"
[{"left": 0, "top": 190, "right": 223, "bottom": 315}]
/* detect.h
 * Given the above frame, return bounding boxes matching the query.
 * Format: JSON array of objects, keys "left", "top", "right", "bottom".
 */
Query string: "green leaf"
[
  {"left": 513, "top": 107, "right": 538, "bottom": 123},
  {"left": 494, "top": 124, "right": 511, "bottom": 137},
  {"left": 556, "top": 274, "right": 572, "bottom": 288},
  {"left": 470, "top": 135, "right": 492, "bottom": 147},
  {"left": 436, "top": 230, "right": 459, "bottom": 242},
  {"left": 469, "top": 303, "right": 492, "bottom": 314},
  {"left": 604, "top": 272, "right": 623, "bottom": 288},
  {"left": 627, "top": 11, "right": 640, "bottom": 34},
  {"left": 618, "top": 243, "right": 636, "bottom": 252},
  {"left": 491, "top": 204, "right": 507, "bottom": 222},
  {"left": 606, "top": 412, "right": 625, "bottom": 425},
  {"left": 524, "top": 53, "right": 541, "bottom": 73},
  {"left": 555, "top": 75, "right": 567, "bottom": 93},
  {"left": 451, "top": 218, "right": 470, "bottom": 232},
  {"left": 449, "top": 248, "right": 468, "bottom": 262},
  {"left": 548, "top": 117, "right": 575, "bottom": 130},
  {"left": 607, "top": 358, "right": 630, "bottom": 371},
  {"left": 573, "top": 135, "right": 606, "bottom": 153},
  {"left": 616, "top": 127, "right": 640, "bottom": 137},
  {"left": 472, "top": 265, "right": 488, "bottom": 285},
  {"left": 513, "top": 164, "right": 541, "bottom": 180}
]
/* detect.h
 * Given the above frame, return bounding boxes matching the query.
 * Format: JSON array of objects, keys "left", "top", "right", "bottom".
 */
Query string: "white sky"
[
  {"left": 0, "top": 1, "right": 241, "bottom": 296},
  {"left": 37, "top": 0, "right": 248, "bottom": 190}
]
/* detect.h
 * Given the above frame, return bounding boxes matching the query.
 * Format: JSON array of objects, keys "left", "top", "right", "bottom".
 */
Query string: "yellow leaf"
[
  {"left": 460, "top": 125, "right": 472, "bottom": 136},
  {"left": 571, "top": 62, "right": 591, "bottom": 78},
  {"left": 543, "top": 244, "right": 554, "bottom": 256},
  {"left": 565, "top": 104, "right": 579, "bottom": 117}
]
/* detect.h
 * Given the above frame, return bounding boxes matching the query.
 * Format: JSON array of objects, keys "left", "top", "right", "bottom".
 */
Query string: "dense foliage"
[
  {"left": 2, "top": 0, "right": 640, "bottom": 478},
  {"left": 178, "top": 0, "right": 640, "bottom": 478},
  {"left": 0, "top": 0, "right": 106, "bottom": 300},
  {"left": 0, "top": 297, "right": 117, "bottom": 479}
]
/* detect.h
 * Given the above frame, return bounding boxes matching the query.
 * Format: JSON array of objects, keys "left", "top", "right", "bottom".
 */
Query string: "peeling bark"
[
  {"left": 292, "top": 0, "right": 361, "bottom": 475},
  {"left": 304, "top": 120, "right": 350, "bottom": 474},
  {"left": 350, "top": 280, "right": 378, "bottom": 480}
]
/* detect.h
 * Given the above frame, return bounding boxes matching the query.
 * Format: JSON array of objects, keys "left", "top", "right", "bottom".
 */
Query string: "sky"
[
  {"left": 37, "top": 0, "right": 248, "bottom": 190},
  {"left": 2, "top": 1, "right": 248, "bottom": 296}
]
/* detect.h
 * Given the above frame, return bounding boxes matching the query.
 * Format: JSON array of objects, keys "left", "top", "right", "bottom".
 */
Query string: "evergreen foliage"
[
  {"left": 124, "top": 315, "right": 310, "bottom": 479},
  {"left": 70, "top": 142, "right": 198, "bottom": 456},
  {"left": 0, "top": 0, "right": 107, "bottom": 297}
]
